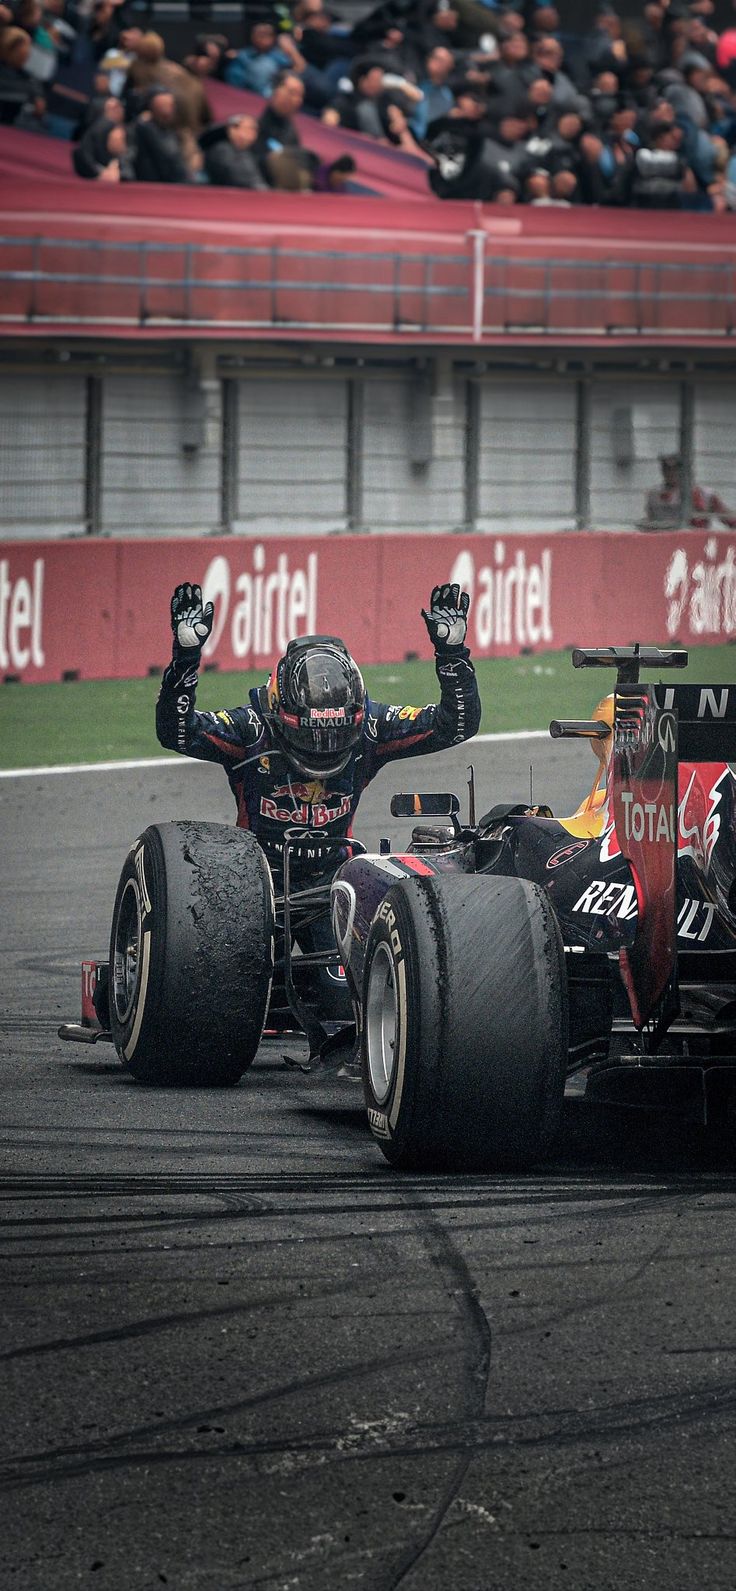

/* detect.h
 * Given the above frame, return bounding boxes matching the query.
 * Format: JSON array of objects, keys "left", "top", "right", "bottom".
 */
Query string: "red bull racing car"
[{"left": 60, "top": 646, "right": 736, "bottom": 1171}]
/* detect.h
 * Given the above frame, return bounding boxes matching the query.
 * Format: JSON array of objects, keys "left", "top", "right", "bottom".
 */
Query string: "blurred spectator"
[
  {"left": 256, "top": 69, "right": 318, "bottom": 188},
  {"left": 184, "top": 34, "right": 230, "bottom": 84},
  {"left": 298, "top": 6, "right": 352, "bottom": 109},
  {"left": 427, "top": 92, "right": 518, "bottom": 200},
  {"left": 87, "top": 0, "right": 120, "bottom": 65},
  {"left": 202, "top": 113, "right": 267, "bottom": 188},
  {"left": 589, "top": 69, "right": 621, "bottom": 129},
  {"left": 451, "top": 0, "right": 521, "bottom": 51},
  {"left": 630, "top": 121, "right": 694, "bottom": 207},
  {"left": 530, "top": 34, "right": 589, "bottom": 117},
  {"left": 125, "top": 31, "right": 210, "bottom": 134},
  {"left": 592, "top": 102, "right": 639, "bottom": 205},
  {"left": 409, "top": 44, "right": 455, "bottom": 137},
  {"left": 663, "top": 54, "right": 712, "bottom": 126},
  {"left": 133, "top": 86, "right": 196, "bottom": 182},
  {"left": 525, "top": 166, "right": 576, "bottom": 205},
  {"left": 642, "top": 455, "right": 736, "bottom": 530},
  {"left": 9, "top": 0, "right": 736, "bottom": 213},
  {"left": 74, "top": 115, "right": 133, "bottom": 179},
  {"left": 324, "top": 58, "right": 393, "bottom": 135},
  {"left": 0, "top": 25, "right": 44, "bottom": 125},
  {"left": 410, "top": 0, "right": 461, "bottom": 58},
  {"left": 579, "top": 5, "right": 629, "bottom": 84},
  {"left": 313, "top": 151, "right": 357, "bottom": 189},
  {"left": 225, "top": 19, "right": 305, "bottom": 96}
]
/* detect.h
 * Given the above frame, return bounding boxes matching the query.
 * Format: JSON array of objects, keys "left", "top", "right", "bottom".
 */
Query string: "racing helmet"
[{"left": 263, "top": 635, "right": 365, "bottom": 778}]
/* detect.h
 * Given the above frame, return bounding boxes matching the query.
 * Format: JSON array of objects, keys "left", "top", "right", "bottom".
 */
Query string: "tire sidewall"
[
  {"left": 361, "top": 890, "right": 427, "bottom": 1162},
  {"left": 109, "top": 831, "right": 164, "bottom": 1067},
  {"left": 361, "top": 873, "right": 567, "bottom": 1172}
]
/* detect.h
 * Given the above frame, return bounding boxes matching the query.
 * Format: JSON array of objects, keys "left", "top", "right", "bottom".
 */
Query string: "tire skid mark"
[
  {"left": 5, "top": 1366, "right": 734, "bottom": 1500},
  {"left": 0, "top": 1282, "right": 349, "bottom": 1364},
  {"left": 380, "top": 1195, "right": 493, "bottom": 1591},
  {"left": 0, "top": 1337, "right": 453, "bottom": 1489}
]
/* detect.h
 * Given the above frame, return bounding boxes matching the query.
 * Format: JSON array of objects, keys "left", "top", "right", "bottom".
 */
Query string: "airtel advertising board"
[{"left": 2, "top": 531, "right": 736, "bottom": 683}]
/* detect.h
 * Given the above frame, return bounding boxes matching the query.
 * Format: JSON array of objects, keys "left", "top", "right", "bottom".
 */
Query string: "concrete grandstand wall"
[{"left": 1, "top": 352, "right": 735, "bottom": 540}]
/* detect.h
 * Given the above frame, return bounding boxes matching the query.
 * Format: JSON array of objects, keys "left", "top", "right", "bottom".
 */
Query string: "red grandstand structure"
[
  {"left": 2, "top": 100, "right": 736, "bottom": 683},
  {"left": 2, "top": 124, "right": 736, "bottom": 345}
]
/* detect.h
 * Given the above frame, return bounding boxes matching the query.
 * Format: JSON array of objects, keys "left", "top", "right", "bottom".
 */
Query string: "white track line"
[{"left": 0, "top": 730, "right": 551, "bottom": 780}]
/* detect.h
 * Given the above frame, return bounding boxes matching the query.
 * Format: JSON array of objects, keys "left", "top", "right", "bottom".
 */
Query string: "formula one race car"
[{"left": 59, "top": 646, "right": 736, "bottom": 1172}]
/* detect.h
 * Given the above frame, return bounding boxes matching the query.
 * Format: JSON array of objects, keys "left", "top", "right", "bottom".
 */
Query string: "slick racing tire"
[
  {"left": 361, "top": 874, "right": 567, "bottom": 1172},
  {"left": 109, "top": 822, "right": 274, "bottom": 1086}
]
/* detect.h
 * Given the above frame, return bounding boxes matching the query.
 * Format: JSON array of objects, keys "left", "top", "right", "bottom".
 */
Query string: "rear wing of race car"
[
  {"left": 611, "top": 681, "right": 679, "bottom": 1048},
  {"left": 572, "top": 648, "right": 736, "bottom": 1047}
]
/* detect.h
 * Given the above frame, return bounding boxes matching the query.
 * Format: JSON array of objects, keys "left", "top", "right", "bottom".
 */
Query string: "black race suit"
[{"left": 156, "top": 651, "right": 481, "bottom": 886}]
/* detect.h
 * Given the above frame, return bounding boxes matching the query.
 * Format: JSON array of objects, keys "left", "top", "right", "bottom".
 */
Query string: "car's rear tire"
[
  {"left": 109, "top": 822, "right": 274, "bottom": 1086},
  {"left": 361, "top": 874, "right": 567, "bottom": 1171}
]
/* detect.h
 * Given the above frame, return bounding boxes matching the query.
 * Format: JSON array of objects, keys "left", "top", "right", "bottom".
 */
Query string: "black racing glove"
[
  {"left": 421, "top": 583, "right": 470, "bottom": 654},
  {"left": 170, "top": 582, "right": 214, "bottom": 661}
]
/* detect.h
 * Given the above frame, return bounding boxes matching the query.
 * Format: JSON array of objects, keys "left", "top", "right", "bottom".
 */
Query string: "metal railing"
[{"left": 1, "top": 233, "right": 734, "bottom": 341}]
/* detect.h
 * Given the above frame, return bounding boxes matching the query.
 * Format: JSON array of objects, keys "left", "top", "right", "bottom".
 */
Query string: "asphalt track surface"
[{"left": 2, "top": 735, "right": 736, "bottom": 1591}]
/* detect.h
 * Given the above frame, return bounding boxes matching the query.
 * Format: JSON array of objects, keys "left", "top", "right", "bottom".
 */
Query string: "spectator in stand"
[
  {"left": 256, "top": 69, "right": 318, "bottom": 189},
  {"left": 87, "top": 0, "right": 121, "bottom": 64},
  {"left": 125, "top": 31, "right": 210, "bottom": 135},
  {"left": 642, "top": 455, "right": 736, "bottom": 531},
  {"left": 323, "top": 58, "right": 389, "bottom": 136},
  {"left": 313, "top": 151, "right": 357, "bottom": 189},
  {"left": 15, "top": 0, "right": 736, "bottom": 214},
  {"left": 16, "top": 0, "right": 67, "bottom": 84},
  {"left": 0, "top": 24, "right": 44, "bottom": 125},
  {"left": 427, "top": 91, "right": 521, "bottom": 200},
  {"left": 630, "top": 119, "right": 694, "bottom": 207},
  {"left": 407, "top": 0, "right": 462, "bottom": 60},
  {"left": 591, "top": 100, "right": 639, "bottom": 205},
  {"left": 588, "top": 68, "right": 621, "bottom": 129},
  {"left": 73, "top": 114, "right": 133, "bottom": 179},
  {"left": 183, "top": 34, "right": 230, "bottom": 84},
  {"left": 133, "top": 86, "right": 195, "bottom": 183},
  {"left": 524, "top": 165, "right": 576, "bottom": 205},
  {"left": 530, "top": 34, "right": 589, "bottom": 118},
  {"left": 298, "top": 5, "right": 353, "bottom": 110},
  {"left": 202, "top": 113, "right": 267, "bottom": 188},
  {"left": 579, "top": 5, "right": 629, "bottom": 85},
  {"left": 225, "top": 18, "right": 305, "bottom": 97},
  {"left": 450, "top": 0, "right": 523, "bottom": 52},
  {"left": 484, "top": 30, "right": 535, "bottom": 119},
  {"left": 663, "top": 53, "right": 712, "bottom": 127},
  {"left": 409, "top": 45, "right": 455, "bottom": 138}
]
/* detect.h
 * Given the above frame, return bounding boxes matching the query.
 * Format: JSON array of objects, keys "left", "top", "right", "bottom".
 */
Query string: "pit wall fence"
[{"left": 1, "top": 531, "right": 734, "bottom": 684}]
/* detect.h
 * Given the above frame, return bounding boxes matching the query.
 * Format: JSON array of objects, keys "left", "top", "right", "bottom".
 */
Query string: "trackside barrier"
[
  {"left": 1, "top": 234, "right": 735, "bottom": 342},
  {"left": 2, "top": 532, "right": 736, "bottom": 683}
]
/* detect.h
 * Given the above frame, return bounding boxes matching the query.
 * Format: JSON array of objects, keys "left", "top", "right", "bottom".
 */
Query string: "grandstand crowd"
[{"left": 2, "top": 0, "right": 736, "bottom": 205}]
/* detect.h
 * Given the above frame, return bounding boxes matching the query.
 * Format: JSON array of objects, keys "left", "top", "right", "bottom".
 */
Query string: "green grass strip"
[{"left": 1, "top": 646, "right": 735, "bottom": 770}]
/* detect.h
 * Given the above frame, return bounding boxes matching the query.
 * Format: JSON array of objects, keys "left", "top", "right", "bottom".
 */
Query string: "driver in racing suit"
[{"left": 155, "top": 580, "right": 480, "bottom": 1015}]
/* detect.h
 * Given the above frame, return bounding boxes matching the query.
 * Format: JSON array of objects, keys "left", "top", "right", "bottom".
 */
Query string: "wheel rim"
[
  {"left": 365, "top": 941, "right": 398, "bottom": 1105},
  {"left": 112, "top": 878, "right": 143, "bottom": 1026}
]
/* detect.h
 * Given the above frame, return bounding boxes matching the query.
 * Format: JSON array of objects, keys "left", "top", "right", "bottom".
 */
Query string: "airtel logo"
[
  {"left": 449, "top": 543, "right": 553, "bottom": 648},
  {"left": 0, "top": 559, "right": 44, "bottom": 671},
  {"left": 201, "top": 547, "right": 318, "bottom": 661}
]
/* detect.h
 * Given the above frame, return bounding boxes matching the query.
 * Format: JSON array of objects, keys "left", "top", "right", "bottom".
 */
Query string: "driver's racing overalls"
[
  {"left": 156, "top": 651, "right": 481, "bottom": 885},
  {"left": 156, "top": 651, "right": 481, "bottom": 1018}
]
